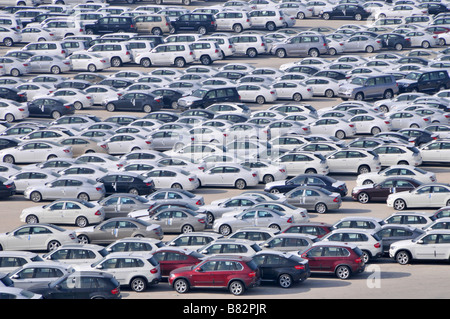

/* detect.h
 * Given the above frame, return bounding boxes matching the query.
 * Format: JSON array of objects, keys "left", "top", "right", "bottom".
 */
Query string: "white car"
[
  {"left": 49, "top": 88, "right": 94, "bottom": 111},
  {"left": 383, "top": 211, "right": 435, "bottom": 229},
  {"left": 309, "top": 118, "right": 357, "bottom": 139},
  {"left": 197, "top": 238, "right": 261, "bottom": 258},
  {"left": 390, "top": 229, "right": 450, "bottom": 264},
  {"left": 405, "top": 31, "right": 439, "bottom": 48},
  {"left": 197, "top": 163, "right": 259, "bottom": 190},
  {"left": 271, "top": 81, "right": 313, "bottom": 102},
  {"left": 20, "top": 26, "right": 57, "bottom": 43},
  {"left": 272, "top": 151, "right": 329, "bottom": 176},
  {"left": 326, "top": 149, "right": 382, "bottom": 174},
  {"left": 200, "top": 195, "right": 264, "bottom": 223},
  {"left": 75, "top": 153, "right": 128, "bottom": 171},
  {"left": 20, "top": 199, "right": 105, "bottom": 227},
  {"left": 203, "top": 36, "right": 236, "bottom": 58},
  {"left": 356, "top": 165, "right": 437, "bottom": 186},
  {"left": 26, "top": 55, "right": 71, "bottom": 75},
  {"left": 84, "top": 85, "right": 122, "bottom": 106},
  {"left": 68, "top": 51, "right": 111, "bottom": 73},
  {"left": 135, "top": 43, "right": 195, "bottom": 68},
  {"left": 237, "top": 84, "right": 277, "bottom": 104},
  {"left": 343, "top": 35, "right": 382, "bottom": 53},
  {"left": 0, "top": 57, "right": 31, "bottom": 77},
  {"left": 142, "top": 167, "right": 200, "bottom": 191},
  {"left": 387, "top": 111, "right": 431, "bottom": 130},
  {"left": 348, "top": 114, "right": 392, "bottom": 135},
  {"left": 239, "top": 160, "right": 288, "bottom": 184},
  {"left": 387, "top": 183, "right": 450, "bottom": 210},
  {"left": 8, "top": 170, "right": 60, "bottom": 194},
  {"left": 419, "top": 139, "right": 450, "bottom": 164},
  {"left": 215, "top": 11, "right": 252, "bottom": 33},
  {"left": 304, "top": 77, "right": 341, "bottom": 98},
  {"left": 276, "top": 2, "right": 314, "bottom": 19},
  {"left": 0, "top": 26, "right": 21, "bottom": 47},
  {"left": 15, "top": 83, "right": 53, "bottom": 101},
  {"left": 0, "top": 141, "right": 72, "bottom": 164},
  {"left": 248, "top": 9, "right": 285, "bottom": 31},
  {"left": 0, "top": 99, "right": 28, "bottom": 122},
  {"left": 191, "top": 40, "right": 223, "bottom": 65},
  {"left": 87, "top": 43, "right": 132, "bottom": 68},
  {"left": 229, "top": 34, "right": 267, "bottom": 58},
  {"left": 103, "top": 134, "right": 151, "bottom": 155},
  {"left": 372, "top": 144, "right": 422, "bottom": 167}
]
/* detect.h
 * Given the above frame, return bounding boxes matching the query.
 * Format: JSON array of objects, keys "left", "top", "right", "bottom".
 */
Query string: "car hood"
[
  {"left": 352, "top": 184, "right": 374, "bottom": 192},
  {"left": 397, "top": 79, "right": 416, "bottom": 86},
  {"left": 339, "top": 84, "right": 360, "bottom": 91},
  {"left": 170, "top": 265, "right": 195, "bottom": 275},
  {"left": 265, "top": 180, "right": 288, "bottom": 189},
  {"left": 179, "top": 96, "right": 202, "bottom": 103},
  {"left": 21, "top": 205, "right": 45, "bottom": 214}
]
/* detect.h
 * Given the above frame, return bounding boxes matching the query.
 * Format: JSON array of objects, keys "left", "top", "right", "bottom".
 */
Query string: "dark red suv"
[
  {"left": 300, "top": 242, "right": 365, "bottom": 279},
  {"left": 152, "top": 247, "right": 205, "bottom": 277},
  {"left": 168, "top": 255, "right": 260, "bottom": 295}
]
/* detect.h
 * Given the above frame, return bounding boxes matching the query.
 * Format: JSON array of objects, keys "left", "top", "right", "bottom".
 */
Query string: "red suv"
[
  {"left": 168, "top": 255, "right": 260, "bottom": 295},
  {"left": 300, "top": 242, "right": 365, "bottom": 279},
  {"left": 153, "top": 247, "right": 205, "bottom": 277},
  {"left": 282, "top": 223, "right": 333, "bottom": 238}
]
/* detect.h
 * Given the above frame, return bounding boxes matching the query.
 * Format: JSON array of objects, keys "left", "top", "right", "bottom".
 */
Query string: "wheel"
[
  {"left": 263, "top": 174, "right": 274, "bottom": 184},
  {"left": 256, "top": 95, "right": 265, "bottom": 104},
  {"left": 130, "top": 277, "right": 147, "bottom": 292},
  {"left": 235, "top": 179, "right": 246, "bottom": 190},
  {"left": 86, "top": 29, "right": 94, "bottom": 35},
  {"left": 362, "top": 179, "right": 373, "bottom": 185},
  {"left": 397, "top": 160, "right": 408, "bottom": 165},
  {"left": 47, "top": 240, "right": 61, "bottom": 251},
  {"left": 395, "top": 250, "right": 410, "bottom": 265},
  {"left": 173, "top": 278, "right": 189, "bottom": 294},
  {"left": 371, "top": 126, "right": 381, "bottom": 135},
  {"left": 206, "top": 212, "right": 214, "bottom": 224},
  {"left": 47, "top": 155, "right": 57, "bottom": 161},
  {"left": 51, "top": 111, "right": 61, "bottom": 119},
  {"left": 383, "top": 90, "right": 393, "bottom": 99},
  {"left": 355, "top": 92, "right": 364, "bottom": 101},
  {"left": 3, "top": 37, "right": 13, "bottom": 47},
  {"left": 182, "top": 224, "right": 194, "bottom": 233},
  {"left": 25, "top": 215, "right": 39, "bottom": 224},
  {"left": 325, "top": 89, "right": 334, "bottom": 98},
  {"left": 335, "top": 130, "right": 346, "bottom": 139},
  {"left": 200, "top": 55, "right": 212, "bottom": 65},
  {"left": 269, "top": 224, "right": 281, "bottom": 231},
  {"left": 233, "top": 23, "right": 243, "bottom": 33},
  {"left": 74, "top": 101, "right": 83, "bottom": 110},
  {"left": 365, "top": 45, "right": 374, "bottom": 53},
  {"left": 297, "top": 12, "right": 305, "bottom": 19},
  {"left": 152, "top": 27, "right": 162, "bottom": 36},
  {"left": 323, "top": 13, "right": 330, "bottom": 20},
  {"left": 293, "top": 93, "right": 302, "bottom": 101},
  {"left": 247, "top": 48, "right": 257, "bottom": 58},
  {"left": 77, "top": 235, "right": 90, "bottom": 244},
  {"left": 174, "top": 57, "right": 186, "bottom": 68},
  {"left": 422, "top": 41, "right": 430, "bottom": 48},
  {"left": 305, "top": 168, "right": 317, "bottom": 174},
  {"left": 129, "top": 188, "right": 139, "bottom": 195},
  {"left": 328, "top": 48, "right": 337, "bottom": 56},
  {"left": 335, "top": 265, "right": 351, "bottom": 279},
  {"left": 143, "top": 104, "right": 153, "bottom": 113},
  {"left": 5, "top": 114, "right": 14, "bottom": 123},
  {"left": 140, "top": 58, "right": 151, "bottom": 68},
  {"left": 51, "top": 66, "right": 61, "bottom": 74},
  {"left": 439, "top": 38, "right": 446, "bottom": 46},
  {"left": 278, "top": 274, "right": 293, "bottom": 288},
  {"left": 361, "top": 251, "right": 370, "bottom": 264},
  {"left": 219, "top": 224, "right": 232, "bottom": 236},
  {"left": 10, "top": 68, "right": 20, "bottom": 77},
  {"left": 198, "top": 26, "right": 207, "bottom": 35},
  {"left": 106, "top": 103, "right": 116, "bottom": 112},
  {"left": 380, "top": 105, "right": 389, "bottom": 113},
  {"left": 182, "top": 0, "right": 191, "bottom": 4},
  {"left": 410, "top": 123, "right": 419, "bottom": 128},
  {"left": 266, "top": 22, "right": 276, "bottom": 31},
  {"left": 308, "top": 48, "right": 320, "bottom": 57},
  {"left": 88, "top": 64, "right": 97, "bottom": 72},
  {"left": 269, "top": 188, "right": 280, "bottom": 194},
  {"left": 276, "top": 49, "right": 287, "bottom": 58},
  {"left": 111, "top": 57, "right": 122, "bottom": 67},
  {"left": 228, "top": 280, "right": 245, "bottom": 296},
  {"left": 77, "top": 193, "right": 90, "bottom": 202},
  {"left": 315, "top": 202, "right": 327, "bottom": 214},
  {"left": 3, "top": 155, "right": 14, "bottom": 164},
  {"left": 30, "top": 191, "right": 42, "bottom": 203},
  {"left": 358, "top": 165, "right": 370, "bottom": 174},
  {"left": 395, "top": 43, "right": 403, "bottom": 51},
  {"left": 357, "top": 192, "right": 370, "bottom": 204},
  {"left": 393, "top": 199, "right": 407, "bottom": 210},
  {"left": 75, "top": 216, "right": 89, "bottom": 228},
  {"left": 354, "top": 13, "right": 362, "bottom": 21},
  {"left": 171, "top": 183, "right": 183, "bottom": 189}
]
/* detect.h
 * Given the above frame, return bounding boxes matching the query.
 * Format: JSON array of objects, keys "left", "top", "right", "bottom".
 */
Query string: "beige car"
[
  {"left": 59, "top": 137, "right": 109, "bottom": 157},
  {"left": 134, "top": 14, "right": 172, "bottom": 35}
]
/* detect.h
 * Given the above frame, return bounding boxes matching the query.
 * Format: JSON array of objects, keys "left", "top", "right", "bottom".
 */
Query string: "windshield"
[
  {"left": 350, "top": 77, "right": 366, "bottom": 85},
  {"left": 192, "top": 89, "right": 208, "bottom": 98},
  {"left": 405, "top": 72, "right": 422, "bottom": 80}
]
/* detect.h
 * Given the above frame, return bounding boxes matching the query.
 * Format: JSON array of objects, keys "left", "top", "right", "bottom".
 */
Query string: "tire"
[
  {"left": 325, "top": 89, "right": 334, "bottom": 98},
  {"left": 393, "top": 199, "right": 407, "bottom": 211},
  {"left": 355, "top": 92, "right": 364, "bottom": 101},
  {"left": 233, "top": 24, "right": 243, "bottom": 33},
  {"left": 3, "top": 37, "right": 13, "bottom": 47},
  {"left": 256, "top": 95, "right": 265, "bottom": 105},
  {"left": 182, "top": 0, "right": 191, "bottom": 4},
  {"left": 198, "top": 26, "right": 207, "bottom": 35},
  {"left": 365, "top": 45, "right": 374, "bottom": 53},
  {"left": 130, "top": 277, "right": 147, "bottom": 292},
  {"left": 140, "top": 58, "right": 151, "bottom": 68},
  {"left": 152, "top": 27, "right": 162, "bottom": 36},
  {"left": 308, "top": 48, "right": 320, "bottom": 57},
  {"left": 51, "top": 111, "right": 61, "bottom": 119},
  {"left": 297, "top": 12, "right": 305, "bottom": 19},
  {"left": 51, "top": 66, "right": 61, "bottom": 74},
  {"left": 293, "top": 93, "right": 302, "bottom": 101},
  {"left": 47, "top": 240, "right": 61, "bottom": 251},
  {"left": 3, "top": 155, "right": 14, "bottom": 164},
  {"left": 380, "top": 105, "right": 389, "bottom": 113},
  {"left": 305, "top": 168, "right": 317, "bottom": 174},
  {"left": 395, "top": 250, "right": 410, "bottom": 265},
  {"left": 371, "top": 126, "right": 381, "bottom": 135},
  {"left": 361, "top": 250, "right": 370, "bottom": 264},
  {"left": 25, "top": 215, "right": 39, "bottom": 224},
  {"left": 323, "top": 13, "right": 330, "bottom": 20},
  {"left": 266, "top": 22, "right": 276, "bottom": 31},
  {"left": 410, "top": 123, "right": 419, "bottom": 128},
  {"left": 335, "top": 265, "right": 351, "bottom": 279},
  {"left": 111, "top": 57, "right": 122, "bottom": 67},
  {"left": 88, "top": 64, "right": 97, "bottom": 72},
  {"left": 171, "top": 183, "right": 182, "bottom": 189},
  {"left": 263, "top": 174, "right": 274, "bottom": 184},
  {"left": 247, "top": 48, "right": 257, "bottom": 58},
  {"left": 276, "top": 48, "right": 287, "bottom": 58},
  {"left": 235, "top": 179, "right": 246, "bottom": 190},
  {"left": 362, "top": 179, "right": 373, "bottom": 185},
  {"left": 422, "top": 41, "right": 430, "bottom": 48},
  {"left": 106, "top": 103, "right": 116, "bottom": 112},
  {"left": 129, "top": 188, "right": 139, "bottom": 195},
  {"left": 269, "top": 188, "right": 280, "bottom": 194},
  {"left": 269, "top": 224, "right": 281, "bottom": 231},
  {"left": 174, "top": 57, "right": 186, "bottom": 68},
  {"left": 10, "top": 68, "right": 20, "bottom": 77},
  {"left": 228, "top": 280, "right": 245, "bottom": 296},
  {"left": 143, "top": 104, "right": 153, "bottom": 113},
  {"left": 182, "top": 224, "right": 194, "bottom": 233},
  {"left": 358, "top": 165, "right": 370, "bottom": 174},
  {"left": 75, "top": 216, "right": 89, "bottom": 228},
  {"left": 315, "top": 202, "right": 327, "bottom": 214},
  {"left": 383, "top": 90, "right": 393, "bottom": 99},
  {"left": 206, "top": 212, "right": 214, "bottom": 224},
  {"left": 395, "top": 43, "right": 403, "bottom": 51},
  {"left": 335, "top": 130, "right": 346, "bottom": 139},
  {"left": 439, "top": 38, "right": 446, "bottom": 46},
  {"left": 357, "top": 192, "right": 370, "bottom": 204},
  {"left": 278, "top": 274, "right": 293, "bottom": 288},
  {"left": 173, "top": 278, "right": 189, "bottom": 294},
  {"left": 86, "top": 29, "right": 94, "bottom": 35},
  {"left": 354, "top": 13, "right": 362, "bottom": 21},
  {"left": 77, "top": 193, "right": 90, "bottom": 202},
  {"left": 74, "top": 101, "right": 83, "bottom": 110},
  {"left": 328, "top": 48, "right": 337, "bottom": 56},
  {"left": 30, "top": 191, "right": 42, "bottom": 203},
  {"left": 77, "top": 235, "right": 90, "bottom": 244},
  {"left": 200, "top": 55, "right": 212, "bottom": 65},
  {"left": 5, "top": 114, "right": 14, "bottom": 123},
  {"left": 219, "top": 224, "right": 232, "bottom": 236}
]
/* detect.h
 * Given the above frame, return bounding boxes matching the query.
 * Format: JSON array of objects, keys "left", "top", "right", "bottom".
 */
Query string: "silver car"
[
  {"left": 105, "top": 237, "right": 165, "bottom": 254},
  {"left": 271, "top": 34, "right": 329, "bottom": 58},
  {"left": 165, "top": 232, "right": 223, "bottom": 250},
  {"left": 97, "top": 194, "right": 152, "bottom": 219},
  {"left": 285, "top": 186, "right": 342, "bottom": 214},
  {"left": 41, "top": 244, "right": 109, "bottom": 265},
  {"left": 143, "top": 208, "right": 207, "bottom": 233},
  {"left": 0, "top": 251, "right": 44, "bottom": 274},
  {"left": 8, "top": 262, "right": 74, "bottom": 289},
  {"left": 259, "top": 233, "right": 317, "bottom": 252}
]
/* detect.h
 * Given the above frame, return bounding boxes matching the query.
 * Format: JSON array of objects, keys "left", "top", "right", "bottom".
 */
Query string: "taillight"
[
  {"left": 384, "top": 121, "right": 390, "bottom": 124},
  {"left": 198, "top": 218, "right": 205, "bottom": 224},
  {"left": 294, "top": 265, "right": 305, "bottom": 270},
  {"left": 189, "top": 177, "right": 195, "bottom": 182},
  {"left": 145, "top": 141, "right": 151, "bottom": 144},
  {"left": 64, "top": 105, "right": 71, "bottom": 109},
  {"left": 116, "top": 164, "right": 123, "bottom": 168},
  {"left": 111, "top": 288, "right": 120, "bottom": 295},
  {"left": 150, "top": 268, "right": 158, "bottom": 274},
  {"left": 61, "top": 50, "right": 66, "bottom": 54},
  {"left": 23, "top": 64, "right": 28, "bottom": 67},
  {"left": 349, "top": 124, "right": 354, "bottom": 128},
  {"left": 252, "top": 173, "right": 257, "bottom": 177},
  {"left": 5, "top": 184, "right": 13, "bottom": 189},
  {"left": 126, "top": 51, "right": 130, "bottom": 55},
  {"left": 190, "top": 51, "right": 193, "bottom": 55},
  {"left": 333, "top": 197, "right": 340, "bottom": 202},
  {"left": 100, "top": 144, "right": 107, "bottom": 149},
  {"left": 196, "top": 200, "right": 203, "bottom": 205},
  {"left": 96, "top": 187, "right": 102, "bottom": 191},
  {"left": 424, "top": 118, "right": 429, "bottom": 121},
  {"left": 18, "top": 108, "right": 25, "bottom": 112},
  {"left": 279, "top": 169, "right": 285, "bottom": 173},
  {"left": 248, "top": 272, "right": 256, "bottom": 278},
  {"left": 198, "top": 167, "right": 204, "bottom": 170},
  {"left": 146, "top": 182, "right": 153, "bottom": 187},
  {"left": 374, "top": 243, "right": 381, "bottom": 248},
  {"left": 63, "top": 149, "right": 70, "bottom": 153},
  {"left": 355, "top": 257, "right": 362, "bottom": 263},
  {"left": 95, "top": 210, "right": 101, "bottom": 216},
  {"left": 287, "top": 217, "right": 293, "bottom": 223}
]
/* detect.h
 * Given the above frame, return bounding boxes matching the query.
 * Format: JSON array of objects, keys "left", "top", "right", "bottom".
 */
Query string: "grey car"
[
  {"left": 0, "top": 251, "right": 44, "bottom": 274},
  {"left": 271, "top": 34, "right": 329, "bottom": 58},
  {"left": 41, "top": 244, "right": 109, "bottom": 265},
  {"left": 97, "top": 194, "right": 152, "bottom": 219},
  {"left": 285, "top": 186, "right": 342, "bottom": 214},
  {"left": 8, "top": 262, "right": 74, "bottom": 290},
  {"left": 146, "top": 189, "right": 205, "bottom": 207},
  {"left": 375, "top": 224, "right": 425, "bottom": 254},
  {"left": 338, "top": 74, "right": 399, "bottom": 101},
  {"left": 259, "top": 233, "right": 317, "bottom": 253},
  {"left": 165, "top": 232, "right": 223, "bottom": 250},
  {"left": 145, "top": 208, "right": 207, "bottom": 233},
  {"left": 75, "top": 218, "right": 164, "bottom": 245}
]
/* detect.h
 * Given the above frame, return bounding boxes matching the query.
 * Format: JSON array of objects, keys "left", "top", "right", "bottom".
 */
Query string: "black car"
[
  {"left": 320, "top": 4, "right": 371, "bottom": 21},
  {"left": 177, "top": 87, "right": 240, "bottom": 109},
  {"left": 180, "top": 109, "right": 215, "bottom": 119},
  {"left": 376, "top": 225, "right": 425, "bottom": 255},
  {"left": 150, "top": 88, "right": 184, "bottom": 109},
  {"left": 376, "top": 33, "right": 411, "bottom": 51},
  {"left": 0, "top": 176, "right": 15, "bottom": 198},
  {"left": 85, "top": 16, "right": 137, "bottom": 34},
  {"left": 171, "top": 13, "right": 217, "bottom": 35},
  {"left": 98, "top": 172, "right": 156, "bottom": 196},
  {"left": 418, "top": 2, "right": 450, "bottom": 15},
  {"left": 27, "top": 271, "right": 121, "bottom": 299},
  {"left": 104, "top": 92, "right": 163, "bottom": 113},
  {"left": 264, "top": 174, "right": 348, "bottom": 197},
  {"left": 253, "top": 251, "right": 310, "bottom": 288},
  {"left": 396, "top": 57, "right": 429, "bottom": 67},
  {"left": 0, "top": 87, "right": 26, "bottom": 102},
  {"left": 0, "top": 137, "right": 19, "bottom": 150},
  {"left": 399, "top": 128, "right": 438, "bottom": 146},
  {"left": 397, "top": 70, "right": 450, "bottom": 94},
  {"left": 27, "top": 97, "right": 75, "bottom": 119}
]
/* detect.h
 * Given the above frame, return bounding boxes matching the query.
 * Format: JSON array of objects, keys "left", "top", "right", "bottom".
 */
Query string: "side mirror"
[
  {"left": 417, "top": 240, "right": 424, "bottom": 245},
  {"left": 195, "top": 267, "right": 203, "bottom": 272}
]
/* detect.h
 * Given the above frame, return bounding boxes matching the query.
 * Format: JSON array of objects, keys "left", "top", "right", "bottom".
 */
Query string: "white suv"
[
  {"left": 21, "top": 41, "right": 69, "bottom": 57},
  {"left": 248, "top": 9, "right": 285, "bottom": 31},
  {"left": 390, "top": 230, "right": 450, "bottom": 264},
  {"left": 204, "top": 36, "right": 235, "bottom": 58},
  {"left": 83, "top": 252, "right": 161, "bottom": 292},
  {"left": 41, "top": 19, "right": 85, "bottom": 40},
  {"left": 135, "top": 43, "right": 195, "bottom": 68},
  {"left": 215, "top": 11, "right": 252, "bottom": 33},
  {"left": 229, "top": 34, "right": 267, "bottom": 58},
  {"left": 191, "top": 40, "right": 223, "bottom": 65},
  {"left": 87, "top": 43, "right": 132, "bottom": 67}
]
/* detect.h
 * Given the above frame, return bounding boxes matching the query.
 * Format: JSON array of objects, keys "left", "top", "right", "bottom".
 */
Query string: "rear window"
[
  {"left": 352, "top": 247, "right": 364, "bottom": 257},
  {"left": 147, "top": 256, "right": 159, "bottom": 267},
  {"left": 246, "top": 260, "right": 259, "bottom": 271},
  {"left": 251, "top": 243, "right": 262, "bottom": 252}
]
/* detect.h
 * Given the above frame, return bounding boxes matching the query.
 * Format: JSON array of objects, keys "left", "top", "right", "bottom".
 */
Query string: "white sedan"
[
  {"left": 372, "top": 144, "right": 423, "bottom": 167},
  {"left": 343, "top": 35, "right": 382, "bottom": 53},
  {"left": 348, "top": 114, "right": 393, "bottom": 135},
  {"left": 7, "top": 170, "right": 60, "bottom": 194},
  {"left": 272, "top": 151, "right": 329, "bottom": 176},
  {"left": 142, "top": 167, "right": 200, "bottom": 191},
  {"left": 68, "top": 51, "right": 111, "bottom": 73},
  {"left": 304, "top": 77, "right": 341, "bottom": 98},
  {"left": 239, "top": 160, "right": 288, "bottom": 184},
  {"left": 271, "top": 81, "right": 313, "bottom": 101},
  {"left": 26, "top": 55, "right": 72, "bottom": 75},
  {"left": 0, "top": 57, "right": 31, "bottom": 77},
  {"left": 355, "top": 164, "right": 437, "bottom": 186},
  {"left": 49, "top": 88, "right": 94, "bottom": 111},
  {"left": 103, "top": 134, "right": 151, "bottom": 155},
  {"left": 237, "top": 84, "right": 278, "bottom": 104},
  {"left": 197, "top": 163, "right": 259, "bottom": 190},
  {"left": 20, "top": 26, "right": 57, "bottom": 43},
  {"left": 0, "top": 141, "right": 72, "bottom": 164},
  {"left": 309, "top": 118, "right": 357, "bottom": 139},
  {"left": 84, "top": 85, "right": 122, "bottom": 106},
  {"left": 0, "top": 99, "right": 29, "bottom": 123},
  {"left": 405, "top": 31, "right": 439, "bottom": 48},
  {"left": 20, "top": 199, "right": 105, "bottom": 227},
  {"left": 15, "top": 83, "right": 53, "bottom": 101},
  {"left": 387, "top": 111, "right": 431, "bottom": 130}
]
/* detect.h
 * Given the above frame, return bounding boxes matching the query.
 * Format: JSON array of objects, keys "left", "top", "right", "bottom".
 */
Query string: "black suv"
[
  {"left": 85, "top": 16, "right": 137, "bottom": 34},
  {"left": 27, "top": 271, "right": 121, "bottom": 299},
  {"left": 177, "top": 86, "right": 240, "bottom": 109},
  {"left": 170, "top": 13, "right": 217, "bottom": 35},
  {"left": 398, "top": 70, "right": 450, "bottom": 94}
]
